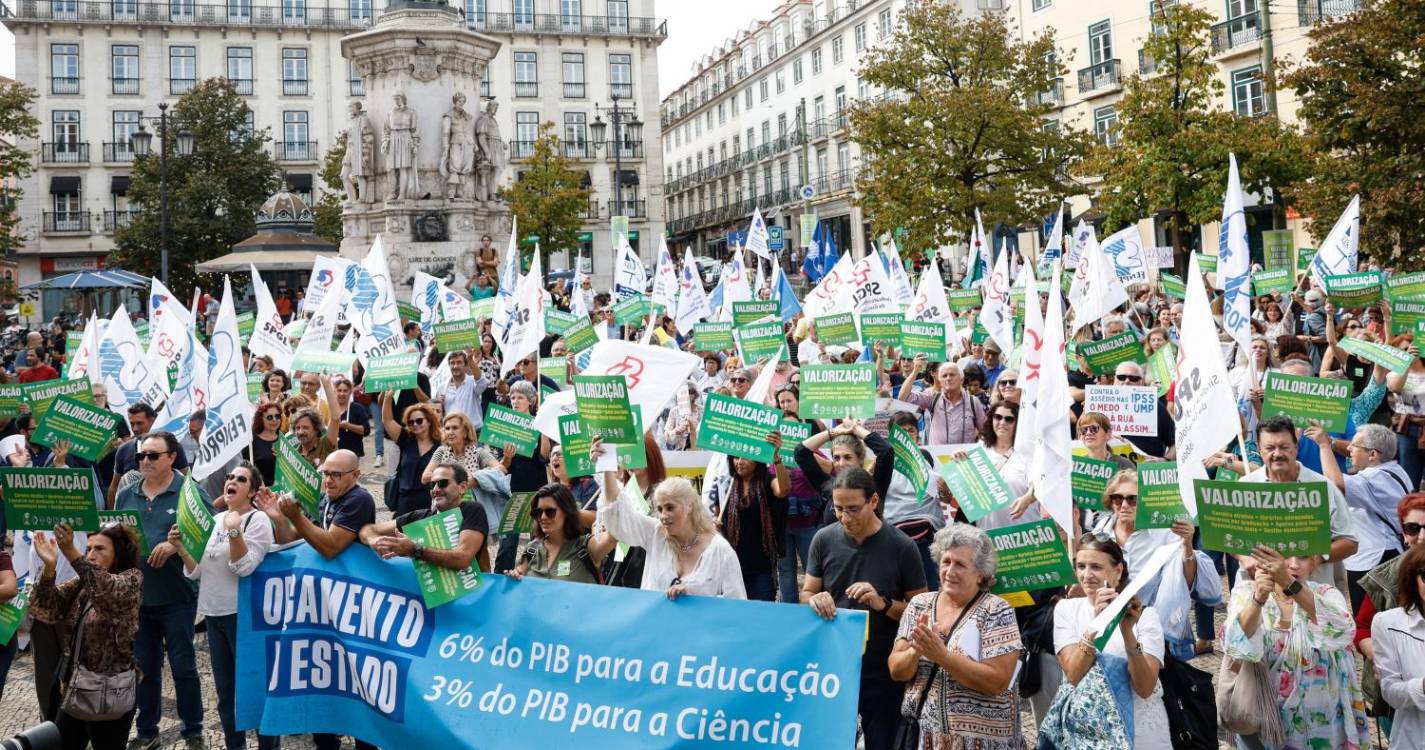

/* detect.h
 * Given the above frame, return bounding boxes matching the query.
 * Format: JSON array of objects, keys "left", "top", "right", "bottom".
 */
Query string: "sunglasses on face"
[
  {"left": 1403, "top": 522, "right": 1425, "bottom": 536},
  {"left": 729, "top": 377, "right": 749, "bottom": 383},
  {"left": 1108, "top": 493, "right": 1138, "bottom": 506},
  {"left": 136, "top": 451, "right": 170, "bottom": 462},
  {"left": 224, "top": 473, "right": 251, "bottom": 483},
  {"left": 408, "top": 418, "right": 427, "bottom": 426},
  {"left": 992, "top": 413, "right": 1016, "bottom": 423},
  {"left": 530, "top": 506, "right": 559, "bottom": 519},
  {"left": 998, "top": 379, "right": 1017, "bottom": 387},
  {"left": 1079, "top": 425, "right": 1103, "bottom": 435},
  {"left": 1115, "top": 374, "right": 1143, "bottom": 383},
  {"left": 431, "top": 478, "right": 455, "bottom": 489}
]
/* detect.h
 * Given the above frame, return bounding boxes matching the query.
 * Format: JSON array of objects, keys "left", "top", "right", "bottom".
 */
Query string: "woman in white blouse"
[
  {"left": 170, "top": 460, "right": 277, "bottom": 750},
  {"left": 594, "top": 438, "right": 746, "bottom": 599},
  {"left": 1373, "top": 544, "right": 1425, "bottom": 750}
]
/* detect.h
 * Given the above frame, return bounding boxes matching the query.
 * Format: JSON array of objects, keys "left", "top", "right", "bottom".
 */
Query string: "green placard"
[
  {"left": 899, "top": 320, "right": 947, "bottom": 359},
  {"left": 1134, "top": 461, "right": 1188, "bottom": 529},
  {"left": 571, "top": 375, "right": 637, "bottom": 442},
  {"left": 21, "top": 378, "right": 93, "bottom": 420},
  {"left": 736, "top": 320, "right": 785, "bottom": 360},
  {"left": 246, "top": 372, "right": 265, "bottom": 402},
  {"left": 31, "top": 395, "right": 120, "bottom": 463},
  {"left": 948, "top": 288, "right": 983, "bottom": 312},
  {"left": 0, "top": 582, "right": 32, "bottom": 646},
  {"left": 285, "top": 320, "right": 306, "bottom": 342},
  {"left": 403, "top": 507, "right": 481, "bottom": 608},
  {"left": 988, "top": 520, "right": 1074, "bottom": 594},
  {"left": 860, "top": 313, "right": 903, "bottom": 346},
  {"left": 613, "top": 408, "right": 648, "bottom": 471},
  {"left": 235, "top": 311, "right": 255, "bottom": 341},
  {"left": 539, "top": 356, "right": 568, "bottom": 386},
  {"left": 471, "top": 298, "right": 497, "bottom": 322},
  {"left": 97, "top": 509, "right": 151, "bottom": 555},
  {"left": 732, "top": 300, "right": 778, "bottom": 326},
  {"left": 969, "top": 318, "right": 989, "bottom": 346},
  {"left": 1195, "top": 479, "right": 1332, "bottom": 556},
  {"left": 558, "top": 414, "right": 596, "bottom": 478},
  {"left": 483, "top": 403, "right": 541, "bottom": 457},
  {"left": 777, "top": 419, "right": 812, "bottom": 464},
  {"left": 496, "top": 491, "right": 535, "bottom": 536},
  {"left": 798, "top": 364, "right": 876, "bottom": 419},
  {"left": 545, "top": 309, "right": 579, "bottom": 335},
  {"left": 1339, "top": 337, "right": 1415, "bottom": 375},
  {"left": 434, "top": 317, "right": 481, "bottom": 353},
  {"left": 1071, "top": 455, "right": 1119, "bottom": 510},
  {"left": 1160, "top": 273, "right": 1185, "bottom": 300},
  {"left": 0, "top": 467, "right": 101, "bottom": 531},
  {"left": 1194, "top": 253, "right": 1218, "bottom": 274},
  {"left": 0, "top": 384, "right": 22, "bottom": 418},
  {"left": 562, "top": 317, "right": 598, "bottom": 354},
  {"left": 176, "top": 475, "right": 214, "bottom": 562},
  {"left": 614, "top": 294, "right": 652, "bottom": 326},
  {"left": 1388, "top": 272, "right": 1425, "bottom": 302},
  {"left": 1252, "top": 268, "right": 1294, "bottom": 296},
  {"left": 1323, "top": 271, "right": 1384, "bottom": 307},
  {"left": 1261, "top": 372, "right": 1351, "bottom": 432},
  {"left": 1296, "top": 247, "right": 1317, "bottom": 275},
  {"left": 273, "top": 432, "right": 321, "bottom": 518},
  {"left": 813, "top": 313, "right": 859, "bottom": 346},
  {"left": 397, "top": 301, "right": 422, "bottom": 324},
  {"left": 65, "top": 331, "right": 83, "bottom": 357},
  {"left": 290, "top": 350, "right": 356, "bottom": 377},
  {"left": 692, "top": 322, "right": 735, "bottom": 351},
  {"left": 1147, "top": 344, "right": 1176, "bottom": 397},
  {"left": 888, "top": 423, "right": 931, "bottom": 503},
  {"left": 695, "top": 392, "right": 782, "bottom": 463},
  {"left": 364, "top": 352, "right": 419, "bottom": 393},
  {"left": 1390, "top": 301, "right": 1425, "bottom": 336},
  {"left": 1261, "top": 229, "right": 1294, "bottom": 272},
  {"left": 1080, "top": 332, "right": 1143, "bottom": 375},
  {"left": 937, "top": 445, "right": 1014, "bottom": 522}
]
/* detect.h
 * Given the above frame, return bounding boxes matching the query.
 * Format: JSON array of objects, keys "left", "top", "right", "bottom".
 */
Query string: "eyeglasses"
[
  {"left": 1403, "top": 522, "right": 1425, "bottom": 537},
  {"left": 1345, "top": 323, "right": 1362, "bottom": 331},
  {"left": 729, "top": 377, "right": 749, "bottom": 383},
  {"left": 998, "top": 379, "right": 1017, "bottom": 387},
  {"left": 264, "top": 414, "right": 281, "bottom": 421},
  {"left": 224, "top": 473, "right": 251, "bottom": 483},
  {"left": 529, "top": 506, "right": 559, "bottom": 519},
  {"left": 1108, "top": 493, "right": 1138, "bottom": 506},
  {"left": 432, "top": 478, "right": 454, "bottom": 489},
  {"left": 1079, "top": 425, "right": 1103, "bottom": 435},
  {"left": 136, "top": 451, "right": 171, "bottom": 462},
  {"left": 833, "top": 503, "right": 868, "bottom": 516},
  {"left": 408, "top": 418, "right": 427, "bottom": 426},
  {"left": 1115, "top": 374, "right": 1143, "bottom": 383},
  {"left": 321, "top": 469, "right": 356, "bottom": 479},
  {"left": 992, "top": 413, "right": 1016, "bottom": 423}
]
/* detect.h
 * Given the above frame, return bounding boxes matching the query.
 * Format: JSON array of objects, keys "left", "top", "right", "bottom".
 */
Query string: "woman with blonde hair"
[
  {"left": 425, "top": 411, "right": 489, "bottom": 483},
  {"left": 595, "top": 438, "right": 745, "bottom": 599}
]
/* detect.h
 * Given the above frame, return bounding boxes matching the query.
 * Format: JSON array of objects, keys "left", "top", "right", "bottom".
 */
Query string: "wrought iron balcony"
[
  {"left": 102, "top": 141, "right": 134, "bottom": 163},
  {"left": 464, "top": 12, "right": 667, "bottom": 40},
  {"left": 282, "top": 79, "right": 308, "bottom": 96},
  {"left": 230, "top": 77, "right": 253, "bottom": 95},
  {"left": 273, "top": 141, "right": 317, "bottom": 162},
  {"left": 2, "top": 0, "right": 376, "bottom": 29},
  {"left": 1298, "top": 0, "right": 1361, "bottom": 25},
  {"left": 169, "top": 77, "right": 196, "bottom": 95},
  {"left": 40, "top": 142, "right": 88, "bottom": 164},
  {"left": 1210, "top": 13, "right": 1262, "bottom": 55},
  {"left": 563, "top": 82, "right": 585, "bottom": 99},
  {"left": 103, "top": 209, "right": 139, "bottom": 232},
  {"left": 42, "top": 211, "right": 91, "bottom": 234},
  {"left": 1077, "top": 59, "right": 1122, "bottom": 94},
  {"left": 50, "top": 76, "right": 79, "bottom": 94},
  {"left": 111, "top": 76, "right": 140, "bottom": 94}
]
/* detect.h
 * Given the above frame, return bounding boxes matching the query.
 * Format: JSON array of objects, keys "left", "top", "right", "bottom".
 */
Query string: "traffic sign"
[
  {"left": 799, "top": 184, "right": 816, "bottom": 200},
  {"left": 726, "top": 231, "right": 747, "bottom": 247},
  {"left": 768, "top": 226, "right": 785, "bottom": 251}
]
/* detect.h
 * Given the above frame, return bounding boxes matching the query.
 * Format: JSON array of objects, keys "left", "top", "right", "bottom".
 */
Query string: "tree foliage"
[
  {"left": 0, "top": 82, "right": 39, "bottom": 251},
  {"left": 497, "top": 121, "right": 592, "bottom": 267},
  {"left": 849, "top": 3, "right": 1092, "bottom": 247},
  {"left": 313, "top": 137, "right": 345, "bottom": 247},
  {"left": 1081, "top": 4, "right": 1311, "bottom": 262},
  {"left": 112, "top": 78, "right": 281, "bottom": 298},
  {"left": 1283, "top": 0, "right": 1425, "bottom": 268}
]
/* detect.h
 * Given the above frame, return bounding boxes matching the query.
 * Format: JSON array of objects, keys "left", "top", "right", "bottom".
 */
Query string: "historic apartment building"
[{"left": 3, "top": 0, "right": 665, "bottom": 317}]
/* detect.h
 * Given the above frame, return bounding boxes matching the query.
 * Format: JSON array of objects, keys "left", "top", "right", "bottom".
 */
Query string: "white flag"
[
  {"left": 801, "top": 253, "right": 855, "bottom": 319},
  {"left": 675, "top": 249, "right": 712, "bottom": 334},
  {"left": 883, "top": 237, "right": 916, "bottom": 309},
  {"left": 97, "top": 308, "right": 165, "bottom": 411},
  {"left": 1014, "top": 263, "right": 1043, "bottom": 459},
  {"left": 493, "top": 219, "right": 522, "bottom": 344},
  {"left": 1065, "top": 219, "right": 1092, "bottom": 269},
  {"left": 745, "top": 207, "right": 772, "bottom": 261},
  {"left": 571, "top": 257, "right": 591, "bottom": 318},
  {"left": 66, "top": 313, "right": 102, "bottom": 382},
  {"left": 837, "top": 252, "right": 898, "bottom": 317},
  {"left": 1068, "top": 227, "right": 1129, "bottom": 335},
  {"left": 978, "top": 242, "right": 1014, "bottom": 353},
  {"left": 412, "top": 271, "right": 443, "bottom": 333},
  {"left": 248, "top": 265, "right": 294, "bottom": 372},
  {"left": 1173, "top": 252, "right": 1240, "bottom": 518},
  {"left": 295, "top": 280, "right": 343, "bottom": 354},
  {"left": 145, "top": 277, "right": 190, "bottom": 374},
  {"left": 724, "top": 247, "right": 752, "bottom": 308},
  {"left": 350, "top": 236, "right": 405, "bottom": 364},
  {"left": 499, "top": 251, "right": 547, "bottom": 374},
  {"left": 614, "top": 236, "right": 647, "bottom": 300},
  {"left": 1101, "top": 224, "right": 1150, "bottom": 286},
  {"left": 651, "top": 237, "right": 678, "bottom": 310},
  {"left": 908, "top": 258, "right": 960, "bottom": 357},
  {"left": 1218, "top": 154, "right": 1254, "bottom": 354},
  {"left": 1310, "top": 194, "right": 1360, "bottom": 287},
  {"left": 440, "top": 284, "right": 471, "bottom": 323},
  {"left": 533, "top": 340, "right": 701, "bottom": 441},
  {"left": 1032, "top": 261, "right": 1074, "bottom": 535},
  {"left": 305, "top": 255, "right": 351, "bottom": 311},
  {"left": 194, "top": 276, "right": 255, "bottom": 480},
  {"left": 153, "top": 327, "right": 208, "bottom": 436}
]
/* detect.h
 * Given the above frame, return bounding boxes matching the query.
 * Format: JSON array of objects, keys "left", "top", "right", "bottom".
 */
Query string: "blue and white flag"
[
  {"left": 350, "top": 236, "right": 405, "bottom": 365},
  {"left": 745, "top": 207, "right": 772, "bottom": 261},
  {"left": 1310, "top": 194, "right": 1360, "bottom": 288},
  {"left": 881, "top": 237, "right": 915, "bottom": 309},
  {"left": 249, "top": 264, "right": 294, "bottom": 372},
  {"left": 97, "top": 308, "right": 164, "bottom": 411},
  {"left": 674, "top": 249, "right": 712, "bottom": 334},
  {"left": 1217, "top": 154, "right": 1253, "bottom": 354},
  {"left": 194, "top": 276, "right": 254, "bottom": 480},
  {"left": 412, "top": 271, "right": 443, "bottom": 333},
  {"left": 801, "top": 222, "right": 839, "bottom": 283},
  {"left": 1101, "top": 224, "right": 1149, "bottom": 287},
  {"left": 154, "top": 326, "right": 208, "bottom": 436},
  {"left": 773, "top": 263, "right": 802, "bottom": 322}
]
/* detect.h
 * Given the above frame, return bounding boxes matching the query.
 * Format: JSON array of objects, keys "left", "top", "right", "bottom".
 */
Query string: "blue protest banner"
[{"left": 237, "top": 544, "right": 865, "bottom": 749}]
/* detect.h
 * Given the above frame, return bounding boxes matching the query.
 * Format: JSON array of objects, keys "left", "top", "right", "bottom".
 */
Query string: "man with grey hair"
[
  {"left": 1307, "top": 421, "right": 1411, "bottom": 609},
  {"left": 1112, "top": 361, "right": 1175, "bottom": 459},
  {"left": 898, "top": 356, "right": 986, "bottom": 444}
]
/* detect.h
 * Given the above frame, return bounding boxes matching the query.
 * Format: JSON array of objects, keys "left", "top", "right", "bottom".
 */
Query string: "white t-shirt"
[
  {"left": 598, "top": 486, "right": 746, "bottom": 599},
  {"left": 1053, "top": 596, "right": 1170, "bottom": 747}
]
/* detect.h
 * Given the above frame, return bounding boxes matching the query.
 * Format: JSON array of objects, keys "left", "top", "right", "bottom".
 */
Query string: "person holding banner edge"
[
  {"left": 718, "top": 431, "right": 789, "bottom": 601},
  {"left": 359, "top": 462, "right": 489, "bottom": 574},
  {"left": 509, "top": 483, "right": 612, "bottom": 584}
]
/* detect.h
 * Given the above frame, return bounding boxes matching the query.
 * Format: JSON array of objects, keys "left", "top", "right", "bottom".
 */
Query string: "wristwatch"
[
  {"left": 1283, "top": 579, "right": 1303, "bottom": 597},
  {"left": 224, "top": 528, "right": 242, "bottom": 540},
  {"left": 876, "top": 597, "right": 892, "bottom": 615},
  {"left": 412, "top": 543, "right": 426, "bottom": 561}
]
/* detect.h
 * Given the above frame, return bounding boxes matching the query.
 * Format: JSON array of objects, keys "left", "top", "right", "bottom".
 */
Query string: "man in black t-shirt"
[
  {"left": 359, "top": 462, "right": 489, "bottom": 572},
  {"left": 272, "top": 449, "right": 374, "bottom": 560},
  {"left": 801, "top": 467, "right": 927, "bottom": 750}
]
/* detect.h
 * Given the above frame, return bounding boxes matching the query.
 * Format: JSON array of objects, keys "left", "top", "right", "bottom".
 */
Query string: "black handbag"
[
  {"left": 383, "top": 473, "right": 401, "bottom": 513},
  {"left": 891, "top": 592, "right": 984, "bottom": 750},
  {"left": 1159, "top": 651, "right": 1216, "bottom": 750}
]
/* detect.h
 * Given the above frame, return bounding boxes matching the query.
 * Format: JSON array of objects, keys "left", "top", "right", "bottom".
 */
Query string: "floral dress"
[
  {"left": 1224, "top": 578, "right": 1369, "bottom": 750},
  {"left": 896, "top": 592, "right": 1025, "bottom": 750}
]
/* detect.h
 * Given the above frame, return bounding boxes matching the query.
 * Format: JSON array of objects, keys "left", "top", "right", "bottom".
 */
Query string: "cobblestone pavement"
[{"left": 0, "top": 452, "right": 1392, "bottom": 749}]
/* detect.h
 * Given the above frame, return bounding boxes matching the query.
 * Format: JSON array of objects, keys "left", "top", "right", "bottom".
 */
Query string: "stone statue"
[
  {"left": 439, "top": 93, "right": 476, "bottom": 200},
  {"left": 473, "top": 99, "right": 505, "bottom": 204},
  {"left": 340, "top": 101, "right": 376, "bottom": 204},
  {"left": 383, "top": 92, "right": 420, "bottom": 201}
]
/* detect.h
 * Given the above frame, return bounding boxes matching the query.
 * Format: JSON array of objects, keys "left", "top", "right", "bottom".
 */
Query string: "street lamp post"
[
  {"left": 588, "top": 93, "right": 643, "bottom": 222},
  {"left": 129, "top": 102, "right": 194, "bottom": 286}
]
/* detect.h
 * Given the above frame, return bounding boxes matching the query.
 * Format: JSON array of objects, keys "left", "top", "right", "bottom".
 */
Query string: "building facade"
[
  {"left": 660, "top": 0, "right": 998, "bottom": 263},
  {"left": 2, "top": 0, "right": 665, "bottom": 317}
]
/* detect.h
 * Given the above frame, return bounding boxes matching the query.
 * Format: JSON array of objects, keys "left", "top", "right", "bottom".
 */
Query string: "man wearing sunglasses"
[
  {"left": 360, "top": 462, "right": 490, "bottom": 573},
  {"left": 108, "top": 402, "right": 190, "bottom": 505},
  {"left": 114, "top": 431, "right": 212, "bottom": 750},
  {"left": 1111, "top": 361, "right": 1176, "bottom": 460}
]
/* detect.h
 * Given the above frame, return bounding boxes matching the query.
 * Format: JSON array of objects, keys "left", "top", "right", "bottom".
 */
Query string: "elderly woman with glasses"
[
  {"left": 988, "top": 369, "right": 1020, "bottom": 408},
  {"left": 888, "top": 524, "right": 1024, "bottom": 749}
]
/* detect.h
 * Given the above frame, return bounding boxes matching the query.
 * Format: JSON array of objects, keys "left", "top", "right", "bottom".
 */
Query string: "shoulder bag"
[
  {"left": 891, "top": 591, "right": 984, "bottom": 750},
  {"left": 58, "top": 599, "right": 138, "bottom": 722}
]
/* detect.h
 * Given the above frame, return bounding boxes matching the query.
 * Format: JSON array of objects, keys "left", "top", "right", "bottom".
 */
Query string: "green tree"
[
  {"left": 112, "top": 78, "right": 281, "bottom": 297},
  {"left": 850, "top": 4, "right": 1092, "bottom": 248},
  {"left": 313, "top": 137, "right": 345, "bottom": 246},
  {"left": 1082, "top": 4, "right": 1312, "bottom": 265},
  {"left": 0, "top": 81, "right": 39, "bottom": 252},
  {"left": 1283, "top": 0, "right": 1425, "bottom": 268},
  {"left": 497, "top": 121, "right": 592, "bottom": 268}
]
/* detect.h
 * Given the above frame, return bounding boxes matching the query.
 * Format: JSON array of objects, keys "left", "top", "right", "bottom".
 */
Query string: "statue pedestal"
[{"left": 338, "top": 4, "right": 512, "bottom": 290}]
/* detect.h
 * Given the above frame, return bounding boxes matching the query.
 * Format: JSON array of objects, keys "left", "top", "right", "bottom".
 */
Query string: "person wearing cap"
[
  {"left": 1297, "top": 288, "right": 1330, "bottom": 373},
  {"left": 971, "top": 340, "right": 1006, "bottom": 387}
]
